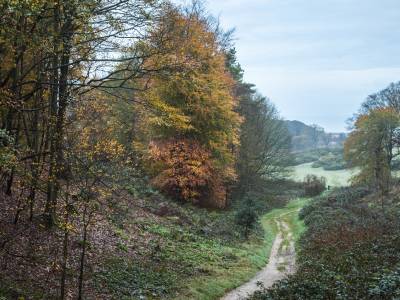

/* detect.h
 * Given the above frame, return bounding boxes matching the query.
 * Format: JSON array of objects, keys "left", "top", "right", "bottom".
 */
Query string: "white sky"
[{"left": 176, "top": 0, "right": 400, "bottom": 132}]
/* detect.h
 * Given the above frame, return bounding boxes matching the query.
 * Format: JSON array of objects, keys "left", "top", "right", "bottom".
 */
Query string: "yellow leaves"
[
  {"left": 146, "top": 93, "right": 192, "bottom": 130},
  {"left": 78, "top": 128, "right": 125, "bottom": 161},
  {"left": 355, "top": 107, "right": 400, "bottom": 131},
  {"left": 65, "top": 222, "right": 76, "bottom": 232},
  {"left": 73, "top": 94, "right": 126, "bottom": 162},
  {"left": 345, "top": 106, "right": 400, "bottom": 187},
  {"left": 140, "top": 14, "right": 241, "bottom": 163},
  {"left": 8, "top": 0, "right": 44, "bottom": 7},
  {"left": 94, "top": 139, "right": 125, "bottom": 159},
  {"left": 99, "top": 188, "right": 112, "bottom": 199}
]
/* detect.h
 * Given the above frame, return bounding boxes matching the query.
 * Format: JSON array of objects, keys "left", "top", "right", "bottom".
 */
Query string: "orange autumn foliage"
[{"left": 149, "top": 139, "right": 227, "bottom": 208}]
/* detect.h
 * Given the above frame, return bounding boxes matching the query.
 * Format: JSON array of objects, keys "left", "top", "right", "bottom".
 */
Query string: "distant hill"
[{"left": 284, "top": 120, "right": 347, "bottom": 152}]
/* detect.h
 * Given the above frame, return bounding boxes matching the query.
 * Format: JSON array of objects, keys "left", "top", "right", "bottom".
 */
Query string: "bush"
[
  {"left": 292, "top": 148, "right": 347, "bottom": 171},
  {"left": 310, "top": 150, "right": 347, "bottom": 170},
  {"left": 291, "top": 149, "right": 324, "bottom": 165},
  {"left": 0, "top": 129, "right": 16, "bottom": 173},
  {"left": 235, "top": 195, "right": 259, "bottom": 239},
  {"left": 249, "top": 187, "right": 400, "bottom": 300},
  {"left": 369, "top": 266, "right": 400, "bottom": 299},
  {"left": 303, "top": 174, "right": 326, "bottom": 197}
]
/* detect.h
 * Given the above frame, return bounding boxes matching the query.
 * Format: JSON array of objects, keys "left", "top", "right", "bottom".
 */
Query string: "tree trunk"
[
  {"left": 60, "top": 184, "right": 70, "bottom": 300},
  {"left": 46, "top": 0, "right": 74, "bottom": 226},
  {"left": 5, "top": 16, "right": 24, "bottom": 195},
  {"left": 45, "top": 0, "right": 61, "bottom": 225},
  {"left": 78, "top": 206, "right": 88, "bottom": 300}
]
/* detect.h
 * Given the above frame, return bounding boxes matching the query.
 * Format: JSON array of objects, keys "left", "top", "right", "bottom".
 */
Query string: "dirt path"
[{"left": 221, "top": 219, "right": 296, "bottom": 300}]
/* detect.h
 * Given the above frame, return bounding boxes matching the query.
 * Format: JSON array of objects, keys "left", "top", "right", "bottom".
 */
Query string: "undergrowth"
[
  {"left": 93, "top": 182, "right": 303, "bottom": 299},
  {"left": 250, "top": 186, "right": 400, "bottom": 300}
]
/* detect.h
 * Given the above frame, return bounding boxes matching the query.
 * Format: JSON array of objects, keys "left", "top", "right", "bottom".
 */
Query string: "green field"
[{"left": 292, "top": 163, "right": 356, "bottom": 187}]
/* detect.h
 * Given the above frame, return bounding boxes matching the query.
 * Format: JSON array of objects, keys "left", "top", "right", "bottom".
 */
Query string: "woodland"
[
  {"left": 1, "top": 0, "right": 400, "bottom": 299},
  {"left": 0, "top": 0, "right": 292, "bottom": 298}
]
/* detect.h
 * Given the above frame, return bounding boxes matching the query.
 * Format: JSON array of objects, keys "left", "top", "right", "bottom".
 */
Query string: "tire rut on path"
[{"left": 221, "top": 219, "right": 296, "bottom": 300}]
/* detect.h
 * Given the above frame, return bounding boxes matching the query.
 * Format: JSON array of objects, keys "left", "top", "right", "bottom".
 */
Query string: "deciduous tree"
[{"left": 345, "top": 108, "right": 400, "bottom": 196}]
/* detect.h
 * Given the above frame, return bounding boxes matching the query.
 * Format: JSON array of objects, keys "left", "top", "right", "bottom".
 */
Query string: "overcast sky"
[{"left": 176, "top": 0, "right": 400, "bottom": 132}]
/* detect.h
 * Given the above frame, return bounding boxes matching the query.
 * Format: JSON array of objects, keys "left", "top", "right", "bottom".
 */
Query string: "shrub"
[
  {"left": 303, "top": 174, "right": 326, "bottom": 197},
  {"left": 0, "top": 129, "right": 16, "bottom": 174},
  {"left": 235, "top": 195, "right": 259, "bottom": 239},
  {"left": 369, "top": 266, "right": 400, "bottom": 299},
  {"left": 292, "top": 148, "right": 347, "bottom": 171},
  {"left": 250, "top": 187, "right": 400, "bottom": 300},
  {"left": 310, "top": 150, "right": 347, "bottom": 170}
]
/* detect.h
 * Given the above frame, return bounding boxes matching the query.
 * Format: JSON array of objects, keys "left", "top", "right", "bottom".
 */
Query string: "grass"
[
  {"left": 98, "top": 193, "right": 310, "bottom": 300},
  {"left": 261, "top": 198, "right": 309, "bottom": 250},
  {"left": 177, "top": 198, "right": 309, "bottom": 300},
  {"left": 174, "top": 225, "right": 274, "bottom": 300},
  {"left": 292, "top": 163, "right": 357, "bottom": 187},
  {"left": 283, "top": 198, "right": 310, "bottom": 242}
]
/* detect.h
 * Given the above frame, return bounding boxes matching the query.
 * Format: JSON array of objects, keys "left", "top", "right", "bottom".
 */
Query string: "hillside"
[
  {"left": 251, "top": 187, "right": 400, "bottom": 300},
  {"left": 0, "top": 1, "right": 295, "bottom": 299},
  {"left": 0, "top": 183, "right": 303, "bottom": 299},
  {"left": 285, "top": 120, "right": 346, "bottom": 152}
]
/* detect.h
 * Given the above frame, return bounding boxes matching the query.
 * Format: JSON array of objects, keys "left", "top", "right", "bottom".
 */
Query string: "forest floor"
[
  {"left": 220, "top": 198, "right": 308, "bottom": 300},
  {"left": 0, "top": 186, "right": 306, "bottom": 300}
]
